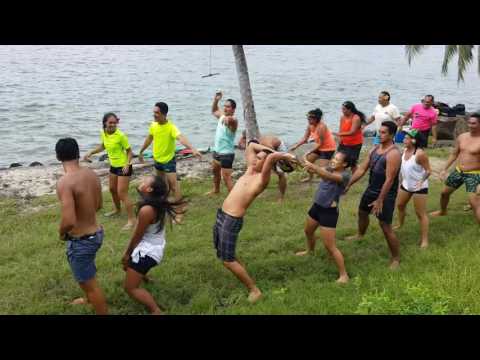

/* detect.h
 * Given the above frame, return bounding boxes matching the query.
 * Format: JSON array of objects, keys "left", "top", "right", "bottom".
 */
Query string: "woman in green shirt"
[{"left": 84, "top": 113, "right": 136, "bottom": 230}]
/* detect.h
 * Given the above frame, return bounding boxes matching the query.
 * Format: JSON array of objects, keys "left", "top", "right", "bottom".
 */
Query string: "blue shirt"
[{"left": 213, "top": 115, "right": 236, "bottom": 154}]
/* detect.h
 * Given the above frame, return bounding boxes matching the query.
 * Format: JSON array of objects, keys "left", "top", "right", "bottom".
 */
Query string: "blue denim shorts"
[
  {"left": 154, "top": 157, "right": 177, "bottom": 173},
  {"left": 66, "top": 228, "right": 104, "bottom": 283}
]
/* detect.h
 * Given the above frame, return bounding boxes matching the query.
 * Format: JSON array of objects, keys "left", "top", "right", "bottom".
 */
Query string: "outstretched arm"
[
  {"left": 346, "top": 148, "right": 374, "bottom": 190},
  {"left": 303, "top": 160, "right": 343, "bottom": 183},
  {"left": 138, "top": 135, "right": 153, "bottom": 163},
  {"left": 398, "top": 110, "right": 413, "bottom": 127},
  {"left": 83, "top": 144, "right": 105, "bottom": 162},
  {"left": 177, "top": 134, "right": 202, "bottom": 159},
  {"left": 212, "top": 92, "right": 223, "bottom": 119},
  {"left": 289, "top": 126, "right": 310, "bottom": 151}
]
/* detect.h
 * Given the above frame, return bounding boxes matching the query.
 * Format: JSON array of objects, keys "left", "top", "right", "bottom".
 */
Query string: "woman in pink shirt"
[{"left": 399, "top": 95, "right": 438, "bottom": 148}]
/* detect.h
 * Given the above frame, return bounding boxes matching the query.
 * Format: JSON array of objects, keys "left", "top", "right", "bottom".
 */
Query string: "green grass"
[{"left": 0, "top": 167, "right": 479, "bottom": 315}]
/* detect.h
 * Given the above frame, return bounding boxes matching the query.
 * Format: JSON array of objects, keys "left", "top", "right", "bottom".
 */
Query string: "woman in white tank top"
[
  {"left": 394, "top": 129, "right": 431, "bottom": 248},
  {"left": 122, "top": 175, "right": 185, "bottom": 314}
]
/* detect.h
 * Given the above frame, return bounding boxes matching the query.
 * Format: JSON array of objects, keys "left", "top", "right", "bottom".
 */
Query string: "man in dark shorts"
[
  {"left": 55, "top": 138, "right": 108, "bottom": 315},
  {"left": 430, "top": 112, "right": 480, "bottom": 223},
  {"left": 206, "top": 91, "right": 238, "bottom": 195},
  {"left": 213, "top": 141, "right": 297, "bottom": 303},
  {"left": 345, "top": 121, "right": 402, "bottom": 269},
  {"left": 138, "top": 102, "right": 201, "bottom": 223}
]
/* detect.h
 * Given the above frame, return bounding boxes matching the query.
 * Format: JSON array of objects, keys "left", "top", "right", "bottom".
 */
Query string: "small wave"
[{"left": 21, "top": 103, "right": 48, "bottom": 110}]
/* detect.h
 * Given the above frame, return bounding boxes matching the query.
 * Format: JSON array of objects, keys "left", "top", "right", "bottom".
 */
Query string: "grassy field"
[{"left": 0, "top": 158, "right": 479, "bottom": 315}]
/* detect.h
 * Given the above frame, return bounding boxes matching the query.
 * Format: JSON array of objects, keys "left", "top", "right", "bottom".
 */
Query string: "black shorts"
[
  {"left": 400, "top": 184, "right": 428, "bottom": 195},
  {"left": 213, "top": 208, "right": 243, "bottom": 262},
  {"left": 308, "top": 203, "right": 339, "bottom": 228},
  {"left": 110, "top": 165, "right": 133, "bottom": 176},
  {"left": 213, "top": 152, "right": 235, "bottom": 169},
  {"left": 337, "top": 143, "right": 362, "bottom": 167},
  {"left": 128, "top": 255, "right": 158, "bottom": 275},
  {"left": 311, "top": 150, "right": 335, "bottom": 160},
  {"left": 418, "top": 129, "right": 430, "bottom": 148},
  {"left": 359, "top": 191, "right": 396, "bottom": 225},
  {"left": 154, "top": 157, "right": 177, "bottom": 173}
]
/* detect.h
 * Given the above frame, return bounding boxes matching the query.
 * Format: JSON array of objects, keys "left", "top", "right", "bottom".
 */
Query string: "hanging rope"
[{"left": 202, "top": 45, "right": 220, "bottom": 78}]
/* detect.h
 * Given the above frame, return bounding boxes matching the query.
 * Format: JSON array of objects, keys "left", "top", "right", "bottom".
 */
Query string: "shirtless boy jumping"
[
  {"left": 213, "top": 141, "right": 297, "bottom": 303},
  {"left": 55, "top": 138, "right": 108, "bottom": 315}
]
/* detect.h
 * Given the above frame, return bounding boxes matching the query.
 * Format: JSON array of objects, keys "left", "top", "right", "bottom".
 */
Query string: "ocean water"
[{"left": 0, "top": 45, "right": 479, "bottom": 168}]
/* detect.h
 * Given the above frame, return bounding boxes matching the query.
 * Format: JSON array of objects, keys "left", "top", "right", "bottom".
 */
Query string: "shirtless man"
[
  {"left": 55, "top": 138, "right": 107, "bottom": 315},
  {"left": 213, "top": 141, "right": 297, "bottom": 303},
  {"left": 430, "top": 113, "right": 480, "bottom": 223},
  {"left": 238, "top": 131, "right": 290, "bottom": 202}
]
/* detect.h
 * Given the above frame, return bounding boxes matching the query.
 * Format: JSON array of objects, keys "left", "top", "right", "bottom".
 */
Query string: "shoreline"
[{"left": 0, "top": 138, "right": 451, "bottom": 200}]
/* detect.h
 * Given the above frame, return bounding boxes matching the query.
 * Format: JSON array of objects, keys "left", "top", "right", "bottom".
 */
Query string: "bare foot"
[
  {"left": 430, "top": 210, "right": 447, "bottom": 217},
  {"left": 122, "top": 221, "right": 136, "bottom": 231},
  {"left": 295, "top": 250, "right": 311, "bottom": 256},
  {"left": 463, "top": 204, "right": 472, "bottom": 211},
  {"left": 393, "top": 224, "right": 402, "bottom": 231},
  {"left": 151, "top": 309, "right": 164, "bottom": 315},
  {"left": 345, "top": 234, "right": 363, "bottom": 241},
  {"left": 277, "top": 198, "right": 284, "bottom": 204},
  {"left": 300, "top": 177, "right": 312, "bottom": 183},
  {"left": 420, "top": 242, "right": 429, "bottom": 249},
  {"left": 389, "top": 259, "right": 400, "bottom": 270},
  {"left": 205, "top": 190, "right": 220, "bottom": 196},
  {"left": 247, "top": 288, "right": 263, "bottom": 304},
  {"left": 105, "top": 210, "right": 121, "bottom": 217},
  {"left": 173, "top": 214, "right": 184, "bottom": 225},
  {"left": 336, "top": 274, "right": 349, "bottom": 284},
  {"left": 70, "top": 297, "right": 88, "bottom": 305}
]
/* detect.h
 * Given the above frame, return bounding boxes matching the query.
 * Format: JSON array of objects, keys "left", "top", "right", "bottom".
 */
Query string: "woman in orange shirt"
[
  {"left": 289, "top": 108, "right": 337, "bottom": 182},
  {"left": 333, "top": 101, "right": 365, "bottom": 174}
]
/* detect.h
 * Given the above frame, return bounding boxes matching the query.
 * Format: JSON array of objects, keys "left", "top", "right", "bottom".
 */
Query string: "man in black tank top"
[{"left": 344, "top": 121, "right": 402, "bottom": 269}]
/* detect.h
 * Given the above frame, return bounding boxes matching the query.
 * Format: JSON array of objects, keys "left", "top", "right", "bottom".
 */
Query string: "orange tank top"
[
  {"left": 310, "top": 123, "right": 337, "bottom": 152},
  {"left": 340, "top": 114, "right": 363, "bottom": 146}
]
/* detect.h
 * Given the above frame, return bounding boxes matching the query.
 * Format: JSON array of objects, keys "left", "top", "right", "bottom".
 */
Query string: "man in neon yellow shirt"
[{"left": 139, "top": 102, "right": 201, "bottom": 207}]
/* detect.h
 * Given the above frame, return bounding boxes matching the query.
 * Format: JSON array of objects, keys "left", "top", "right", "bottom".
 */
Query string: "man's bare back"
[
  {"left": 457, "top": 132, "right": 480, "bottom": 172},
  {"left": 258, "top": 135, "right": 282, "bottom": 150},
  {"left": 57, "top": 167, "right": 102, "bottom": 237}
]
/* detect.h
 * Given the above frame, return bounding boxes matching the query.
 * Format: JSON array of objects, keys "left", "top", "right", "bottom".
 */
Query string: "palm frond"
[
  {"left": 457, "top": 45, "right": 474, "bottom": 82},
  {"left": 405, "top": 45, "right": 427, "bottom": 65},
  {"left": 441, "top": 45, "right": 458, "bottom": 75}
]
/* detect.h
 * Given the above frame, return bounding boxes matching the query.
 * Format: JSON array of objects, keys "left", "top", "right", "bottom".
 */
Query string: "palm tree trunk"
[{"left": 232, "top": 45, "right": 260, "bottom": 140}]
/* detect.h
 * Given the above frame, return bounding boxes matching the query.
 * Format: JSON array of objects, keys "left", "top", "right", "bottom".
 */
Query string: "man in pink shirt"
[{"left": 399, "top": 95, "right": 438, "bottom": 148}]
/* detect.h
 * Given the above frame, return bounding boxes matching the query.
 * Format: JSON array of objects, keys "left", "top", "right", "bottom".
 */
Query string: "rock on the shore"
[
  {"left": 29, "top": 162, "right": 44, "bottom": 167},
  {"left": 9, "top": 163, "right": 22, "bottom": 168}
]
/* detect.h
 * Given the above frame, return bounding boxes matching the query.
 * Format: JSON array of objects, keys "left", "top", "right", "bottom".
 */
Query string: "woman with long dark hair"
[
  {"left": 333, "top": 101, "right": 365, "bottom": 174},
  {"left": 121, "top": 175, "right": 186, "bottom": 314},
  {"left": 394, "top": 129, "right": 431, "bottom": 248},
  {"left": 84, "top": 113, "right": 136, "bottom": 230}
]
